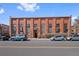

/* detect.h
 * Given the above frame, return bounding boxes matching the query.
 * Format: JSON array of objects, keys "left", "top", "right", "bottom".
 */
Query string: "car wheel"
[
  {"left": 23, "top": 38, "right": 26, "bottom": 41},
  {"left": 70, "top": 38, "right": 72, "bottom": 41},
  {"left": 53, "top": 39, "right": 55, "bottom": 41},
  {"left": 66, "top": 38, "right": 71, "bottom": 41}
]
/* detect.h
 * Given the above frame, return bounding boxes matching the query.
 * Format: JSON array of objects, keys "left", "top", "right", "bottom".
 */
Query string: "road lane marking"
[{"left": 0, "top": 46, "right": 79, "bottom": 48}]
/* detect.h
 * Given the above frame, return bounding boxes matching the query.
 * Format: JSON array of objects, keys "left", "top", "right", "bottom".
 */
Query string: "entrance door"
[{"left": 34, "top": 30, "right": 37, "bottom": 38}]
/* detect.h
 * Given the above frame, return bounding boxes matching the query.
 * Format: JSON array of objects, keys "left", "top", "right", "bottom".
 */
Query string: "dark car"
[
  {"left": 10, "top": 34, "right": 29, "bottom": 41},
  {"left": 2, "top": 35, "right": 10, "bottom": 41},
  {"left": 50, "top": 35, "right": 66, "bottom": 41},
  {"left": 0, "top": 35, "right": 1, "bottom": 39},
  {"left": 0, "top": 35, "right": 2, "bottom": 41}
]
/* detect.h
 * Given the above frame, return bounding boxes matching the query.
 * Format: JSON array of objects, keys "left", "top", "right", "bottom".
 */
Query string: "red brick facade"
[
  {"left": 10, "top": 16, "right": 71, "bottom": 38},
  {"left": 0, "top": 24, "right": 9, "bottom": 36}
]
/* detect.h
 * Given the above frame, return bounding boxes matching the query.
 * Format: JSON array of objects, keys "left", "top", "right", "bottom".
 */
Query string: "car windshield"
[
  {"left": 73, "top": 35, "right": 79, "bottom": 37},
  {"left": 16, "top": 34, "right": 24, "bottom": 36}
]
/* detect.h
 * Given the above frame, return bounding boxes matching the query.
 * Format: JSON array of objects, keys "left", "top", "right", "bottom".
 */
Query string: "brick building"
[
  {"left": 0, "top": 24, "right": 9, "bottom": 36},
  {"left": 10, "top": 16, "right": 71, "bottom": 38}
]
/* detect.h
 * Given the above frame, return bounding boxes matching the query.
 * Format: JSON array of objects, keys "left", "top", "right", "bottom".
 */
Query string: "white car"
[
  {"left": 66, "top": 37, "right": 72, "bottom": 41},
  {"left": 71, "top": 35, "right": 79, "bottom": 41},
  {"left": 50, "top": 35, "right": 65, "bottom": 41}
]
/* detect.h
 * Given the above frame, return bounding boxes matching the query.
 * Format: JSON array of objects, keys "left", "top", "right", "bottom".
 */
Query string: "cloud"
[
  {"left": 17, "top": 3, "right": 40, "bottom": 12},
  {"left": 0, "top": 8, "right": 5, "bottom": 14},
  {"left": 17, "top": 6, "right": 23, "bottom": 10}
]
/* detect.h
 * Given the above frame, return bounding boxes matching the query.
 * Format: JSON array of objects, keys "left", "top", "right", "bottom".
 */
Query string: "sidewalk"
[{"left": 28, "top": 38, "right": 50, "bottom": 40}]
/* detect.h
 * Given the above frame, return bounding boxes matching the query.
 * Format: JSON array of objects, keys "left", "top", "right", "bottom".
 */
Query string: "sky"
[{"left": 0, "top": 3, "right": 79, "bottom": 25}]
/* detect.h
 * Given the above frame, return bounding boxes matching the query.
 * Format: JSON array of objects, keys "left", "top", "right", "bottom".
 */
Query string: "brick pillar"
[
  {"left": 30, "top": 18, "right": 34, "bottom": 38},
  {"left": 60, "top": 18, "right": 64, "bottom": 34},
  {"left": 23, "top": 18, "right": 26, "bottom": 35},
  {"left": 38, "top": 18, "right": 41, "bottom": 38},
  {"left": 68, "top": 17, "right": 71, "bottom": 36},
  {"left": 53, "top": 18, "right": 56, "bottom": 35},
  {"left": 9, "top": 18, "right": 12, "bottom": 36},
  {"left": 45, "top": 18, "right": 49, "bottom": 37},
  {"left": 46, "top": 18, "right": 48, "bottom": 33},
  {"left": 16, "top": 19, "right": 19, "bottom": 35}
]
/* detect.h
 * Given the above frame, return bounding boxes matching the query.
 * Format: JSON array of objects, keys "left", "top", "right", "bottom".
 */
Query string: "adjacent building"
[
  {"left": 0, "top": 24, "right": 9, "bottom": 36},
  {"left": 10, "top": 16, "right": 71, "bottom": 38},
  {"left": 71, "top": 25, "right": 76, "bottom": 35},
  {"left": 73, "top": 18, "right": 79, "bottom": 34}
]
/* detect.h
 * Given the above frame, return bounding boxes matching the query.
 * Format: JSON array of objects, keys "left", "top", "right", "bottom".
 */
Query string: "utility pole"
[{"left": 0, "top": 25, "right": 2, "bottom": 39}]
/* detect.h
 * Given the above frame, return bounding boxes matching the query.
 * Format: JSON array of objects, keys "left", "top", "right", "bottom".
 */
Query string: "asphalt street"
[
  {"left": 0, "top": 48, "right": 79, "bottom": 56},
  {"left": 0, "top": 40, "right": 79, "bottom": 56},
  {"left": 0, "top": 40, "right": 79, "bottom": 47}
]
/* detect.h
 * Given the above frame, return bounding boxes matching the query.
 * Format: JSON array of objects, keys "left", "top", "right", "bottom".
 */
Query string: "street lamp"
[{"left": 0, "top": 25, "right": 2, "bottom": 38}]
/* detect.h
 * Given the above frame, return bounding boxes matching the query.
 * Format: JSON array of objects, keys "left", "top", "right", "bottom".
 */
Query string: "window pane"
[
  {"left": 34, "top": 24, "right": 37, "bottom": 28},
  {"left": 34, "top": 24, "right": 38, "bottom": 30},
  {"left": 19, "top": 23, "right": 23, "bottom": 32},
  {"left": 64, "top": 24, "right": 68, "bottom": 33},
  {"left": 48, "top": 23, "right": 52, "bottom": 33},
  {"left": 56, "top": 23, "right": 60, "bottom": 33},
  {"left": 26, "top": 24, "right": 30, "bottom": 33},
  {"left": 12, "top": 24, "right": 16, "bottom": 35},
  {"left": 41, "top": 23, "right": 45, "bottom": 33}
]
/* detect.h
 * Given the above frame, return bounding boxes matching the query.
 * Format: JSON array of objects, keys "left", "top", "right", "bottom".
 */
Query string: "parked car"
[
  {"left": 0, "top": 35, "right": 1, "bottom": 39},
  {"left": 10, "top": 34, "right": 29, "bottom": 41},
  {"left": 0, "top": 35, "right": 3, "bottom": 41},
  {"left": 1, "top": 35, "right": 10, "bottom": 41},
  {"left": 50, "top": 35, "right": 66, "bottom": 41},
  {"left": 71, "top": 35, "right": 79, "bottom": 41},
  {"left": 66, "top": 36, "right": 72, "bottom": 41}
]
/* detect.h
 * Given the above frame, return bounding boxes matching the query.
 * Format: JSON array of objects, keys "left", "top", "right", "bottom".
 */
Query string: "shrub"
[{"left": 47, "top": 35, "right": 54, "bottom": 38}]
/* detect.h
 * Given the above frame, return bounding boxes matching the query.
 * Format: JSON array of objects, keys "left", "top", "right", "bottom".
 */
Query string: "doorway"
[{"left": 34, "top": 30, "right": 37, "bottom": 38}]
